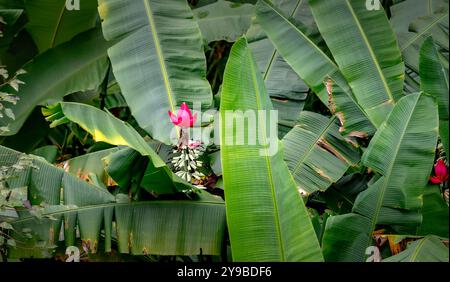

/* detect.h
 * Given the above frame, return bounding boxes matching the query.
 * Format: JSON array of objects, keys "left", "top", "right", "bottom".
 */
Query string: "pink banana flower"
[
  {"left": 168, "top": 102, "right": 197, "bottom": 128},
  {"left": 430, "top": 159, "right": 448, "bottom": 184}
]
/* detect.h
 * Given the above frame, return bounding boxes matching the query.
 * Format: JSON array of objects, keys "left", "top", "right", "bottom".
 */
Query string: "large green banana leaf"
[
  {"left": 255, "top": 0, "right": 375, "bottom": 136},
  {"left": 97, "top": 0, "right": 213, "bottom": 145},
  {"left": 24, "top": 0, "right": 99, "bottom": 53},
  {"left": 322, "top": 93, "right": 439, "bottom": 261},
  {"left": 309, "top": 0, "right": 405, "bottom": 128},
  {"left": 42, "top": 102, "right": 195, "bottom": 194},
  {"left": 193, "top": 0, "right": 255, "bottom": 43},
  {"left": 420, "top": 37, "right": 449, "bottom": 155},
  {"left": 0, "top": 27, "right": 111, "bottom": 136},
  {"left": 1, "top": 144, "right": 114, "bottom": 257},
  {"left": 1, "top": 145, "right": 226, "bottom": 257},
  {"left": 282, "top": 111, "right": 360, "bottom": 193},
  {"left": 220, "top": 37, "right": 323, "bottom": 262},
  {"left": 383, "top": 236, "right": 449, "bottom": 262}
]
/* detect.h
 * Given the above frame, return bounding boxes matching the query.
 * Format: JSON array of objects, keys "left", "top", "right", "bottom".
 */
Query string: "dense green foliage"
[{"left": 0, "top": 0, "right": 448, "bottom": 262}]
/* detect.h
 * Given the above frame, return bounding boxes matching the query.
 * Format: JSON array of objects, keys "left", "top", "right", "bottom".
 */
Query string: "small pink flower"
[
  {"left": 430, "top": 159, "right": 448, "bottom": 184},
  {"left": 168, "top": 102, "right": 197, "bottom": 128}
]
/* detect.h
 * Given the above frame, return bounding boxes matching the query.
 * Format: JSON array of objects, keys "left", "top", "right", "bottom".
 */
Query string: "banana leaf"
[
  {"left": 390, "top": 0, "right": 449, "bottom": 73},
  {"left": 420, "top": 37, "right": 449, "bottom": 155},
  {"left": 256, "top": 0, "right": 375, "bottom": 136},
  {"left": 1, "top": 145, "right": 226, "bottom": 257},
  {"left": 322, "top": 93, "right": 439, "bottom": 261},
  {"left": 24, "top": 0, "right": 99, "bottom": 53},
  {"left": 383, "top": 236, "right": 449, "bottom": 262},
  {"left": 98, "top": 0, "right": 213, "bottom": 144},
  {"left": 283, "top": 111, "right": 360, "bottom": 193},
  {"left": 309, "top": 0, "right": 405, "bottom": 128},
  {"left": 220, "top": 37, "right": 323, "bottom": 261}
]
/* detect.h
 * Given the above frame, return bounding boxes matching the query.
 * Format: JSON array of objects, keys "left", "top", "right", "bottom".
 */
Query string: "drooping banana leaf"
[
  {"left": 390, "top": 0, "right": 449, "bottom": 73},
  {"left": 1, "top": 145, "right": 226, "bottom": 257},
  {"left": 42, "top": 102, "right": 195, "bottom": 194},
  {"left": 193, "top": 0, "right": 255, "bottom": 43},
  {"left": 220, "top": 37, "right": 323, "bottom": 262},
  {"left": 24, "top": 0, "right": 99, "bottom": 53},
  {"left": 383, "top": 236, "right": 449, "bottom": 262},
  {"left": 97, "top": 0, "right": 213, "bottom": 145},
  {"left": 322, "top": 93, "right": 439, "bottom": 261},
  {"left": 256, "top": 0, "right": 375, "bottom": 136},
  {"left": 0, "top": 27, "right": 111, "bottom": 136},
  {"left": 309, "top": 0, "right": 405, "bottom": 128},
  {"left": 420, "top": 37, "right": 449, "bottom": 155},
  {"left": 282, "top": 111, "right": 360, "bottom": 194},
  {"left": 9, "top": 197, "right": 226, "bottom": 257},
  {"left": 0, "top": 144, "right": 114, "bottom": 257}
]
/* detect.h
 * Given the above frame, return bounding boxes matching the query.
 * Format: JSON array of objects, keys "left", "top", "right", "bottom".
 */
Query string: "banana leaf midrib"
[
  {"left": 362, "top": 95, "right": 420, "bottom": 259},
  {"left": 409, "top": 236, "right": 429, "bottom": 261},
  {"left": 343, "top": 0, "right": 395, "bottom": 103},
  {"left": 401, "top": 11, "right": 449, "bottom": 52},
  {"left": 49, "top": 2, "right": 66, "bottom": 49},
  {"left": 248, "top": 46, "right": 286, "bottom": 260},
  {"left": 142, "top": 0, "right": 176, "bottom": 114}
]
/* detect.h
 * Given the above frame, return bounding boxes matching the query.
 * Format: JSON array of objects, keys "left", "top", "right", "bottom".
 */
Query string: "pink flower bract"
[
  {"left": 430, "top": 159, "right": 448, "bottom": 184},
  {"left": 168, "top": 102, "right": 197, "bottom": 128}
]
